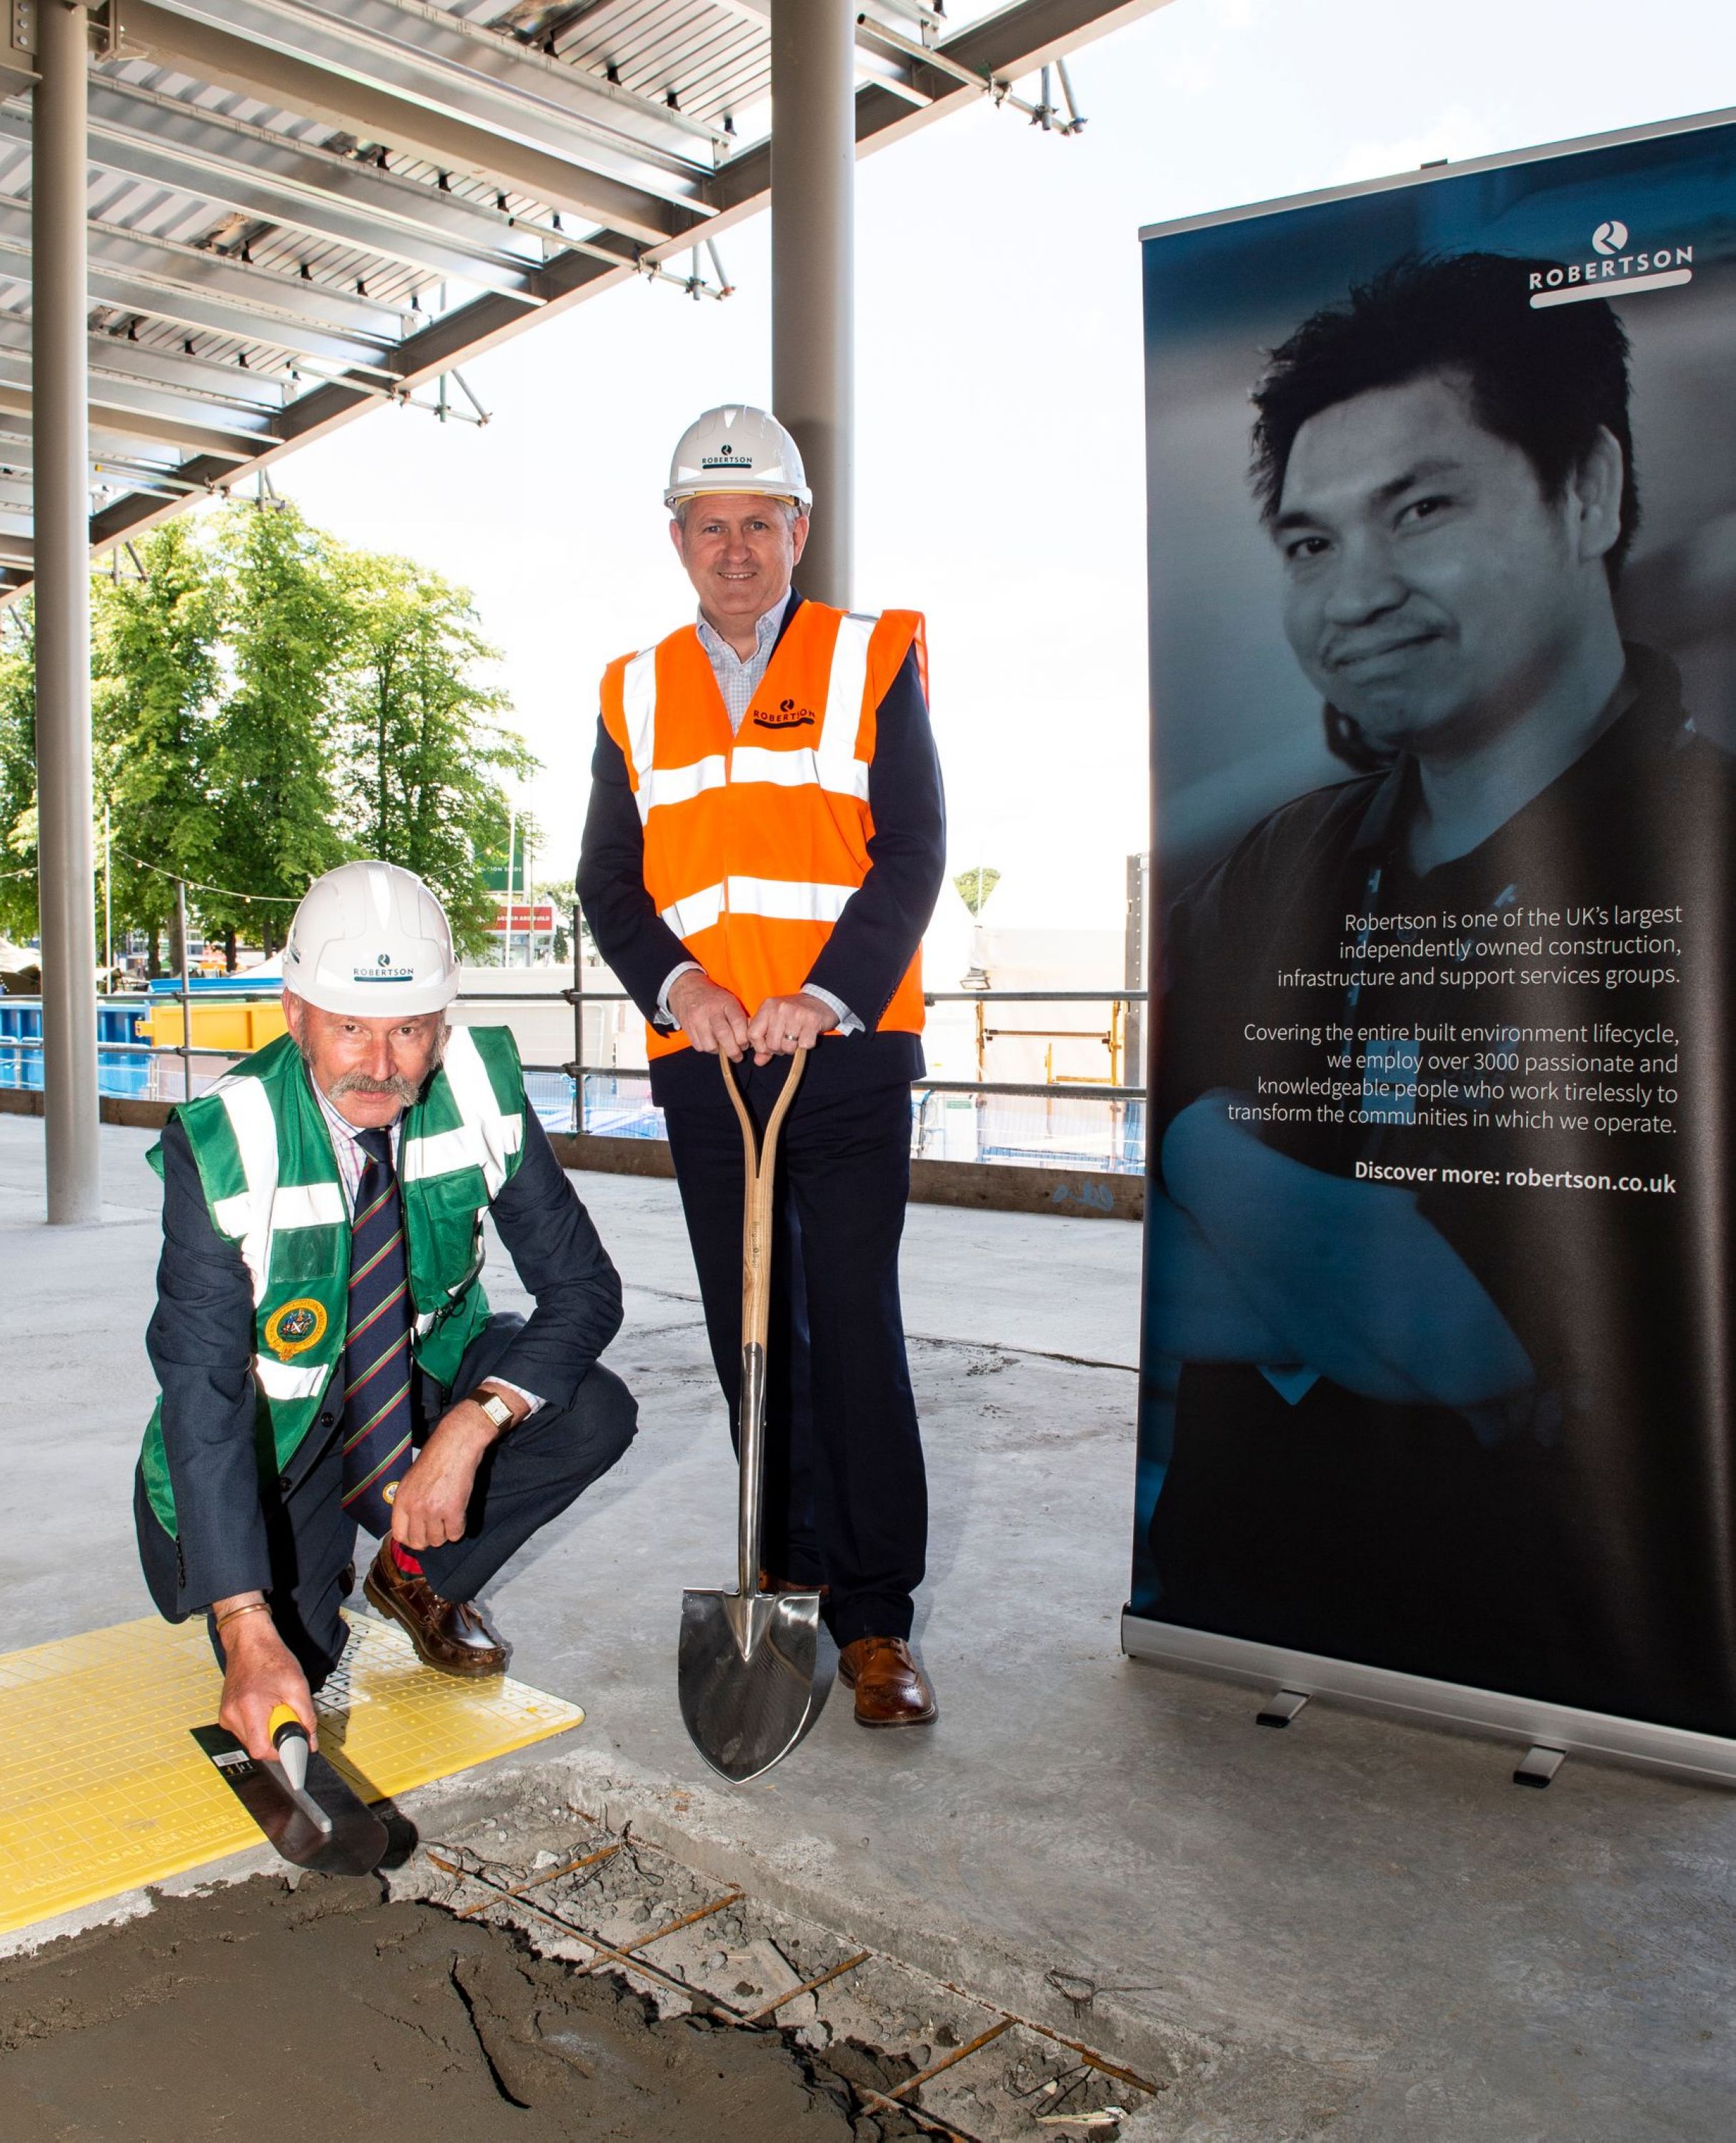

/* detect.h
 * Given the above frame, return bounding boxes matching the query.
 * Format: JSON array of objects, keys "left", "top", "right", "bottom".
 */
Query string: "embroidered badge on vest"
[{"left": 264, "top": 1298, "right": 329, "bottom": 1362}]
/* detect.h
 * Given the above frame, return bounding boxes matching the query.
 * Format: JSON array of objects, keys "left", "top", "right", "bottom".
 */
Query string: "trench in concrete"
[{"left": 0, "top": 1786, "right": 1164, "bottom": 2143}]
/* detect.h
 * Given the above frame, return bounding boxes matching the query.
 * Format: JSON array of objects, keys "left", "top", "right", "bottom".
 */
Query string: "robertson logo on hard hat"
[
  {"left": 701, "top": 444, "right": 749, "bottom": 470},
  {"left": 354, "top": 949, "right": 415, "bottom": 982}
]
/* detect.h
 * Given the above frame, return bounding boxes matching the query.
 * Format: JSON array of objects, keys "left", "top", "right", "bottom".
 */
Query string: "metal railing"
[{"left": 1, "top": 914, "right": 1149, "bottom": 1173}]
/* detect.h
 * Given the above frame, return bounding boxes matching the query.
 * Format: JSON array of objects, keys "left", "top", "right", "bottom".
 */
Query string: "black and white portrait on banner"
[{"left": 1131, "top": 114, "right": 1736, "bottom": 1739}]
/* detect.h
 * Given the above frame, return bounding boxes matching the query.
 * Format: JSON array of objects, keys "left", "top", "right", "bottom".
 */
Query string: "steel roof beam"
[
  {"left": 79, "top": 81, "right": 557, "bottom": 271},
  {"left": 0, "top": 99, "right": 542, "bottom": 306},
  {"left": 0, "top": 381, "right": 274, "bottom": 461},
  {"left": 707, "top": 0, "right": 1172, "bottom": 217},
  {"left": 72, "top": 116, "right": 539, "bottom": 300},
  {"left": 0, "top": 312, "right": 291, "bottom": 411},
  {"left": 250, "top": 0, "right": 730, "bottom": 167},
  {"left": 0, "top": 356, "right": 280, "bottom": 452},
  {"left": 124, "top": 0, "right": 711, "bottom": 246},
  {"left": 0, "top": 242, "right": 397, "bottom": 370},
  {"left": 46, "top": 210, "right": 411, "bottom": 339}
]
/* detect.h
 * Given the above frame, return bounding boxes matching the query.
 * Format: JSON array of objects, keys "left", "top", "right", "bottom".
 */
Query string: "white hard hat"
[
  {"left": 283, "top": 861, "right": 459, "bottom": 1017},
  {"left": 665, "top": 404, "right": 811, "bottom": 511}
]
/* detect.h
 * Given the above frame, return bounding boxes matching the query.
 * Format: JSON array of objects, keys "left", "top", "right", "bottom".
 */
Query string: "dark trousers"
[
  {"left": 663, "top": 1061, "right": 926, "bottom": 1647},
  {"left": 140, "top": 1314, "right": 636, "bottom": 1693}
]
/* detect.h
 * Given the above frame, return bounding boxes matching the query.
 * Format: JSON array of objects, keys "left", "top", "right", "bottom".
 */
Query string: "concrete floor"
[{"left": 4, "top": 1115, "right": 1733, "bottom": 2140}]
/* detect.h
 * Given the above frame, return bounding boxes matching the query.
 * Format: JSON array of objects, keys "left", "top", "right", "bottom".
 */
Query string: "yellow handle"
[{"left": 268, "top": 1703, "right": 306, "bottom": 1749}]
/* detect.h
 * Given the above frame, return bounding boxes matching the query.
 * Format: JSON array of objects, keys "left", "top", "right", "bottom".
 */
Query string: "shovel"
[{"left": 679, "top": 1047, "right": 829, "bottom": 1782}]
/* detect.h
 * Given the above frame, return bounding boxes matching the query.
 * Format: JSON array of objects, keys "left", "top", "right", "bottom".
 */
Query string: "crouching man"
[{"left": 134, "top": 861, "right": 636, "bottom": 1762}]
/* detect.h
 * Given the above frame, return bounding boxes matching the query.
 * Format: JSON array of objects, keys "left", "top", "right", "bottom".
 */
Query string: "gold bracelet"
[{"left": 213, "top": 1599, "right": 272, "bottom": 1634}]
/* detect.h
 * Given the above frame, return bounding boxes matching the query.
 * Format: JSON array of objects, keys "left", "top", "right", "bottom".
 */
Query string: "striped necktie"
[{"left": 341, "top": 1125, "right": 415, "bottom": 1533}]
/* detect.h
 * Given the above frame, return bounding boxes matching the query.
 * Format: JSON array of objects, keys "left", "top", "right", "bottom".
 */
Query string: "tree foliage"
[
  {"left": 0, "top": 500, "right": 537, "bottom": 967},
  {"left": 93, "top": 520, "right": 223, "bottom": 966},
  {"left": 334, "top": 551, "right": 536, "bottom": 958},
  {"left": 954, "top": 864, "right": 1000, "bottom": 919},
  {"left": 0, "top": 600, "right": 34, "bottom": 944}
]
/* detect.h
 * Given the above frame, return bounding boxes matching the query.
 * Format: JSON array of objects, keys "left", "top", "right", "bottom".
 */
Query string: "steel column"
[
  {"left": 34, "top": 1, "right": 100, "bottom": 1224},
  {"left": 771, "top": 0, "right": 854, "bottom": 609},
  {"left": 33, "top": 4, "right": 100, "bottom": 1226}
]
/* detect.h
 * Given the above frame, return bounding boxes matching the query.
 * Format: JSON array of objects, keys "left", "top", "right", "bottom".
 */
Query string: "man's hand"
[
  {"left": 391, "top": 1389, "right": 522, "bottom": 1552},
  {"left": 216, "top": 1602, "right": 316, "bottom": 1761},
  {"left": 746, "top": 991, "right": 837, "bottom": 1066},
  {"left": 669, "top": 969, "right": 751, "bottom": 1059}
]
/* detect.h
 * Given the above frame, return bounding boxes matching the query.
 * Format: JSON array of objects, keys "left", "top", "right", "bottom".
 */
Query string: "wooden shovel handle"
[{"left": 721, "top": 1049, "right": 805, "bottom": 1353}]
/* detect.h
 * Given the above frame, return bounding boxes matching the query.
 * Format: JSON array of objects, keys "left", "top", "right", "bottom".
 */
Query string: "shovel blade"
[
  {"left": 190, "top": 1724, "right": 390, "bottom": 1874},
  {"left": 677, "top": 1588, "right": 828, "bottom": 1783}
]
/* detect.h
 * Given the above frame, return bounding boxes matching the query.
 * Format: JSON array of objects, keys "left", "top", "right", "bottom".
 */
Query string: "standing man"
[
  {"left": 136, "top": 860, "right": 637, "bottom": 1764},
  {"left": 579, "top": 405, "right": 947, "bottom": 1729}
]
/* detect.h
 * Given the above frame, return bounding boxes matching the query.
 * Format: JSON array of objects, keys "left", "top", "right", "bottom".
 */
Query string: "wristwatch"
[{"left": 467, "top": 1387, "right": 516, "bottom": 1432}]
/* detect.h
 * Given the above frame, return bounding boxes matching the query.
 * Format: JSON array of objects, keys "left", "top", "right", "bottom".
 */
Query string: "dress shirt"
[
  {"left": 657, "top": 588, "right": 859, "bottom": 1036},
  {"left": 311, "top": 1073, "right": 541, "bottom": 1416}
]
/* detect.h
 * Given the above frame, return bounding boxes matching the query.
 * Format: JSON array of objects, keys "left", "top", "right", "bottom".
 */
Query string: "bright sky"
[{"left": 277, "top": 0, "right": 1736, "bottom": 931}]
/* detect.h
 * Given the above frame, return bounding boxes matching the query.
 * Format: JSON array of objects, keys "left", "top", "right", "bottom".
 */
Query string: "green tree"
[
  {"left": 954, "top": 864, "right": 1000, "bottom": 919},
  {"left": 0, "top": 598, "right": 34, "bottom": 944},
  {"left": 93, "top": 521, "right": 223, "bottom": 971},
  {"left": 201, "top": 502, "right": 351, "bottom": 956},
  {"left": 334, "top": 549, "right": 537, "bottom": 959}
]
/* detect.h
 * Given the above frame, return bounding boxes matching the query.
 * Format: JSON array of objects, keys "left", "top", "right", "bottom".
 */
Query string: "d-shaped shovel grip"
[{"left": 721, "top": 1049, "right": 805, "bottom": 1599}]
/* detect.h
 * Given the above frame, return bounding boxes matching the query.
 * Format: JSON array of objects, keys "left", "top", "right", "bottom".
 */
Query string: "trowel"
[{"left": 191, "top": 1704, "right": 389, "bottom": 1874}]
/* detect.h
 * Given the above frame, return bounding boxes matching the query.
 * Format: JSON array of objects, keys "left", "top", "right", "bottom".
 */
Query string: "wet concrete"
[{"left": 0, "top": 1874, "right": 904, "bottom": 2142}]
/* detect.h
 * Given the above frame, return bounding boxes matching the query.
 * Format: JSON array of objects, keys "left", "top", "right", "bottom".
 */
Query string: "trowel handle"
[
  {"left": 269, "top": 1704, "right": 311, "bottom": 1793},
  {"left": 721, "top": 1051, "right": 805, "bottom": 1598}
]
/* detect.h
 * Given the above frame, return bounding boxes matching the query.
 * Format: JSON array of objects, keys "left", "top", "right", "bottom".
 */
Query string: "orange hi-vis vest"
[{"left": 599, "top": 600, "right": 928, "bottom": 1061}]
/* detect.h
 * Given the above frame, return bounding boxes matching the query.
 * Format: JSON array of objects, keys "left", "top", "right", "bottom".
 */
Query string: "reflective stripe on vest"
[
  {"left": 659, "top": 876, "right": 859, "bottom": 938},
  {"left": 401, "top": 1024, "right": 524, "bottom": 1197},
  {"left": 628, "top": 611, "right": 877, "bottom": 823}
]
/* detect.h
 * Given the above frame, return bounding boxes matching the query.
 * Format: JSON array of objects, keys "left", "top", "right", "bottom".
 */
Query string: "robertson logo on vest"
[{"left": 752, "top": 696, "right": 815, "bottom": 729}]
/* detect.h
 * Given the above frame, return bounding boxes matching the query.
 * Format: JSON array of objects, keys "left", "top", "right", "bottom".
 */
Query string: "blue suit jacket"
[{"left": 136, "top": 1100, "right": 622, "bottom": 1617}]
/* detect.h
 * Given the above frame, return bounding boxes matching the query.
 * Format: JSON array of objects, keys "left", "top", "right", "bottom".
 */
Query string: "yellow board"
[
  {"left": 141, "top": 999, "right": 288, "bottom": 1052},
  {"left": 0, "top": 1612, "right": 584, "bottom": 1939}
]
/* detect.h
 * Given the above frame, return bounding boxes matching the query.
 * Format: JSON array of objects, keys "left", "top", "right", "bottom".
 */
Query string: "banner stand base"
[{"left": 1121, "top": 1612, "right": 1736, "bottom": 1792}]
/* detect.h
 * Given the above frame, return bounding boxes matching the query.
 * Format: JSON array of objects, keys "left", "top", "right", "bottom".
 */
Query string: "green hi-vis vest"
[{"left": 139, "top": 1025, "right": 528, "bottom": 1538}]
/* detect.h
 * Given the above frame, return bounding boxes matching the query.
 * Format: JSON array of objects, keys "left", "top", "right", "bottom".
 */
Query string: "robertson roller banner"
[{"left": 1129, "top": 111, "right": 1736, "bottom": 1754}]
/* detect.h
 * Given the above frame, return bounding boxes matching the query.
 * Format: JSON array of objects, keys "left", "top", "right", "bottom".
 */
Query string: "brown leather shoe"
[
  {"left": 363, "top": 1544, "right": 509, "bottom": 1677},
  {"left": 838, "top": 1637, "right": 937, "bottom": 1729}
]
